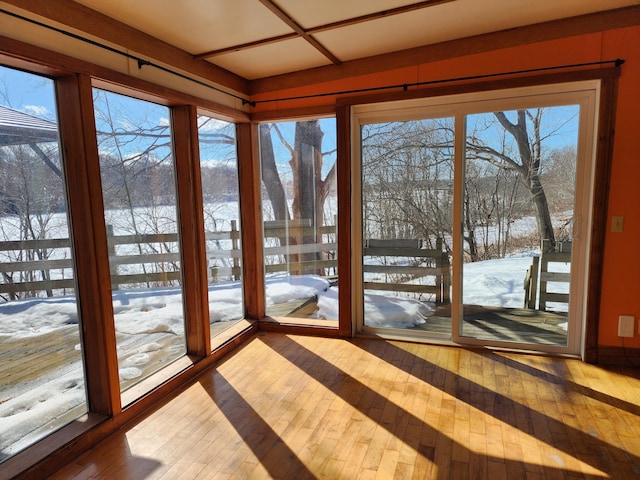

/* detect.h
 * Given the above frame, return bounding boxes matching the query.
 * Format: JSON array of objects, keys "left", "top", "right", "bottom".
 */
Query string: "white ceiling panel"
[
  {"left": 315, "top": 0, "right": 640, "bottom": 62},
  {"left": 276, "top": 0, "right": 423, "bottom": 28},
  {"left": 210, "top": 38, "right": 333, "bottom": 79},
  {"left": 73, "top": 0, "right": 293, "bottom": 53}
]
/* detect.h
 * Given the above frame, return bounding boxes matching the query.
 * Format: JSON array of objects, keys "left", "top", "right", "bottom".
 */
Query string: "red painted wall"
[{"left": 251, "top": 26, "right": 640, "bottom": 348}]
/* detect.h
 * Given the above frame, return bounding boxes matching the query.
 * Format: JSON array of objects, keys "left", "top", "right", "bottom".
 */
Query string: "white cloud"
[
  {"left": 198, "top": 116, "right": 230, "bottom": 131},
  {"left": 22, "top": 105, "right": 49, "bottom": 117}
]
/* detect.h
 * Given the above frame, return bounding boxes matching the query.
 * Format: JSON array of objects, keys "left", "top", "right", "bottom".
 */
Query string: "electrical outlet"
[{"left": 618, "top": 315, "right": 635, "bottom": 337}]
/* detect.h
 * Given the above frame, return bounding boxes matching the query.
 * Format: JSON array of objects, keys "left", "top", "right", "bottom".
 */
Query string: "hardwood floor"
[{"left": 50, "top": 333, "right": 640, "bottom": 479}]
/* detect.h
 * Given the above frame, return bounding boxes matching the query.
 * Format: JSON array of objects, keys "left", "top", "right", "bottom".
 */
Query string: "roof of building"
[{"left": 0, "top": 104, "right": 58, "bottom": 147}]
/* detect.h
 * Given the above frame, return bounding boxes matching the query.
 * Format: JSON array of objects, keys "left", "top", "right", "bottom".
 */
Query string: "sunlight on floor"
[{"left": 49, "top": 334, "right": 640, "bottom": 479}]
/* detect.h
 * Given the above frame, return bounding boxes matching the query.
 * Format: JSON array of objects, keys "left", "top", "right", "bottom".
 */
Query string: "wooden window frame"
[{"left": 0, "top": 38, "right": 257, "bottom": 477}]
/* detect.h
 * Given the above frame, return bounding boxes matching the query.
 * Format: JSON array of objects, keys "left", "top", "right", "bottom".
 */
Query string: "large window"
[
  {"left": 354, "top": 81, "right": 599, "bottom": 355},
  {"left": 0, "top": 67, "right": 87, "bottom": 459},
  {"left": 93, "top": 89, "right": 186, "bottom": 401},
  {"left": 197, "top": 115, "right": 244, "bottom": 338},
  {"left": 259, "top": 119, "right": 338, "bottom": 323}
]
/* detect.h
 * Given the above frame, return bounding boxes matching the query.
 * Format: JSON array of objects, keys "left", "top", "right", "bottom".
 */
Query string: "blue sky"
[
  {"left": 0, "top": 66, "right": 57, "bottom": 120},
  {"left": 1, "top": 65, "right": 338, "bottom": 172}
]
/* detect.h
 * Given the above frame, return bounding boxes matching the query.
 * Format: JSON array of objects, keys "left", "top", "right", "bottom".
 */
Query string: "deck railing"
[
  {"left": 523, "top": 240, "right": 572, "bottom": 312},
  {"left": 363, "top": 238, "right": 450, "bottom": 304},
  {"left": 0, "top": 221, "right": 451, "bottom": 304}
]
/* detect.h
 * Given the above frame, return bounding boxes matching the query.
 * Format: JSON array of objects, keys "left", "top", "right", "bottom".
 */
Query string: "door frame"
[{"left": 348, "top": 77, "right": 610, "bottom": 358}]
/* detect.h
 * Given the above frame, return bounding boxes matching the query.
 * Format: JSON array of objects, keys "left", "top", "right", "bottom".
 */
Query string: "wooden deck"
[
  {"left": 49, "top": 332, "right": 640, "bottom": 479},
  {"left": 267, "top": 295, "right": 321, "bottom": 318},
  {"left": 0, "top": 325, "right": 88, "bottom": 460},
  {"left": 268, "top": 296, "right": 568, "bottom": 346},
  {"left": 0, "top": 325, "right": 83, "bottom": 389},
  {"left": 0, "top": 320, "right": 242, "bottom": 396},
  {"left": 414, "top": 304, "right": 568, "bottom": 346}
]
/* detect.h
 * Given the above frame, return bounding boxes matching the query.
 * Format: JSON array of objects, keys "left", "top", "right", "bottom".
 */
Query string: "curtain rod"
[
  {"left": 0, "top": 8, "right": 249, "bottom": 104},
  {"left": 245, "top": 59, "right": 624, "bottom": 107}
]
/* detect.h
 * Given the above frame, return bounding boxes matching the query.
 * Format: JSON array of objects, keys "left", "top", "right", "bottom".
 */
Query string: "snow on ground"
[
  {"left": 0, "top": 252, "right": 569, "bottom": 339},
  {"left": 0, "top": 367, "right": 86, "bottom": 459},
  {"left": 464, "top": 254, "right": 538, "bottom": 308}
]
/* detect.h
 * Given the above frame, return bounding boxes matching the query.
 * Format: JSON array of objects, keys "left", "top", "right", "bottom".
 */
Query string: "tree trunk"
[
  {"left": 494, "top": 110, "right": 556, "bottom": 252},
  {"left": 293, "top": 121, "right": 324, "bottom": 273},
  {"left": 463, "top": 184, "right": 479, "bottom": 262},
  {"left": 259, "top": 124, "right": 293, "bottom": 254},
  {"left": 528, "top": 172, "right": 556, "bottom": 253},
  {"left": 260, "top": 124, "right": 289, "bottom": 223}
]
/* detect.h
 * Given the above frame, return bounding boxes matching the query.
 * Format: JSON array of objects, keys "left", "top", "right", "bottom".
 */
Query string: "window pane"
[
  {"left": 93, "top": 89, "right": 186, "bottom": 400},
  {"left": 361, "top": 119, "right": 453, "bottom": 332},
  {"left": 0, "top": 67, "right": 87, "bottom": 460},
  {"left": 197, "top": 115, "right": 244, "bottom": 338},
  {"left": 259, "top": 119, "right": 338, "bottom": 322},
  {"left": 461, "top": 106, "right": 578, "bottom": 346}
]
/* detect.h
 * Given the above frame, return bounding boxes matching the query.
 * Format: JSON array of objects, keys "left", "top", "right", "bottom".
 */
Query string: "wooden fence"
[
  {"left": 262, "top": 220, "right": 337, "bottom": 277},
  {"left": 0, "top": 237, "right": 75, "bottom": 299},
  {"left": 363, "top": 238, "right": 450, "bottom": 304},
  {"left": 523, "top": 240, "right": 571, "bottom": 312},
  {"left": 0, "top": 220, "right": 451, "bottom": 305}
]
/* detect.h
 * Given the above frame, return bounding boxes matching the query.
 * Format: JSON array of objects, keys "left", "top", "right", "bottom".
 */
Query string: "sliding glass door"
[
  {"left": 353, "top": 82, "right": 598, "bottom": 355},
  {"left": 360, "top": 118, "right": 454, "bottom": 337},
  {"left": 460, "top": 106, "right": 583, "bottom": 348}
]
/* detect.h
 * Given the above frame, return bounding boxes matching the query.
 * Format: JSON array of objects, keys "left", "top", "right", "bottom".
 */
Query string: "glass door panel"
[
  {"left": 460, "top": 106, "right": 580, "bottom": 347},
  {"left": 361, "top": 119, "right": 454, "bottom": 334}
]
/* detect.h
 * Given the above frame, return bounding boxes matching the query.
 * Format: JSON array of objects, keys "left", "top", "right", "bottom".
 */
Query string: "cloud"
[
  {"left": 198, "top": 116, "right": 230, "bottom": 132},
  {"left": 23, "top": 105, "right": 50, "bottom": 117}
]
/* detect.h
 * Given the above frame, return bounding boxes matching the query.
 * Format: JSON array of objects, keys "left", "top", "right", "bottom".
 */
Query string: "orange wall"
[
  {"left": 252, "top": 26, "right": 640, "bottom": 348},
  {"left": 600, "top": 26, "right": 640, "bottom": 347}
]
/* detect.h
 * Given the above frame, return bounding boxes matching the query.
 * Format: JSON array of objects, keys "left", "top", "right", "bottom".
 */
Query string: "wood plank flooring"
[{"left": 50, "top": 333, "right": 640, "bottom": 479}]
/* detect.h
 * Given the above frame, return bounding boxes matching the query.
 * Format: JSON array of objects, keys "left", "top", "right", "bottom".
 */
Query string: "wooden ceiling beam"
[
  {"left": 194, "top": 0, "right": 456, "bottom": 60},
  {"left": 257, "top": 0, "right": 341, "bottom": 65}
]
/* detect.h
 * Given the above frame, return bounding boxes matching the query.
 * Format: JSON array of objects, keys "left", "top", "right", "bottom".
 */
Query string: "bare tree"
[
  {"left": 93, "top": 90, "right": 179, "bottom": 288},
  {"left": 0, "top": 142, "right": 68, "bottom": 299},
  {"left": 260, "top": 120, "right": 337, "bottom": 274},
  {"left": 259, "top": 124, "right": 289, "bottom": 225},
  {"left": 466, "top": 109, "right": 564, "bottom": 253},
  {"left": 361, "top": 119, "right": 454, "bottom": 250}
]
